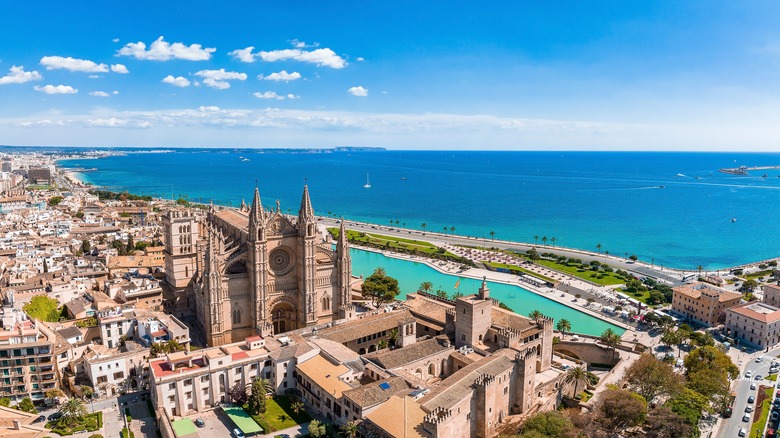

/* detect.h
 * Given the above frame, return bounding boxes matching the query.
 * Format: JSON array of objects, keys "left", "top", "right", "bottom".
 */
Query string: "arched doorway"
[{"left": 271, "top": 302, "right": 297, "bottom": 334}]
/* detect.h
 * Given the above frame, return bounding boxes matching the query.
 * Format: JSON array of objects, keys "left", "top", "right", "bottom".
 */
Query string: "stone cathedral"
[{"left": 162, "top": 186, "right": 354, "bottom": 346}]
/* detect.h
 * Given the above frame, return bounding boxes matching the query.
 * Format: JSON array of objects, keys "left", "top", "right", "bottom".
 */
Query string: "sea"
[{"left": 57, "top": 149, "right": 780, "bottom": 271}]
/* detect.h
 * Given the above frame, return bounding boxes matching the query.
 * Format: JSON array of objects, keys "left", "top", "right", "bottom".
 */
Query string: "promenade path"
[{"left": 319, "top": 217, "right": 687, "bottom": 286}]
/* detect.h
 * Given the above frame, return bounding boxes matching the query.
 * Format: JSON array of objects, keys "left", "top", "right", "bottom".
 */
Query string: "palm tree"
[
  {"left": 59, "top": 397, "right": 87, "bottom": 424},
  {"left": 443, "top": 226, "right": 448, "bottom": 234},
  {"left": 550, "top": 237, "right": 556, "bottom": 247},
  {"left": 565, "top": 366, "right": 589, "bottom": 398},
  {"left": 419, "top": 281, "right": 433, "bottom": 293},
  {"left": 596, "top": 243, "right": 602, "bottom": 254},
  {"left": 528, "top": 310, "right": 543, "bottom": 320},
  {"left": 341, "top": 421, "right": 359, "bottom": 438},
  {"left": 600, "top": 328, "right": 621, "bottom": 363},
  {"left": 388, "top": 328, "right": 398, "bottom": 347},
  {"left": 697, "top": 265, "right": 703, "bottom": 277},
  {"left": 420, "top": 223, "right": 427, "bottom": 232},
  {"left": 377, "top": 339, "right": 388, "bottom": 350},
  {"left": 449, "top": 226, "right": 456, "bottom": 234},
  {"left": 534, "top": 235, "right": 539, "bottom": 245},
  {"left": 489, "top": 230, "right": 495, "bottom": 240},
  {"left": 541, "top": 236, "right": 548, "bottom": 246},
  {"left": 556, "top": 319, "right": 571, "bottom": 339},
  {"left": 291, "top": 401, "right": 304, "bottom": 415}
]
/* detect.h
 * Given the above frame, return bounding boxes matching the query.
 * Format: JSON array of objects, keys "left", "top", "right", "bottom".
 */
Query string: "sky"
[{"left": 1, "top": 1, "right": 780, "bottom": 150}]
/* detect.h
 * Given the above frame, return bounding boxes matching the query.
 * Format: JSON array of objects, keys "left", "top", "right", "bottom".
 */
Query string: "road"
[
  {"left": 718, "top": 353, "right": 779, "bottom": 438},
  {"left": 319, "top": 218, "right": 686, "bottom": 286}
]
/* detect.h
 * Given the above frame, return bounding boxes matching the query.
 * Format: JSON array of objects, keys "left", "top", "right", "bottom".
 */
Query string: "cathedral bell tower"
[
  {"left": 336, "top": 220, "right": 355, "bottom": 320},
  {"left": 298, "top": 185, "right": 318, "bottom": 326},
  {"left": 248, "top": 186, "right": 273, "bottom": 336}
]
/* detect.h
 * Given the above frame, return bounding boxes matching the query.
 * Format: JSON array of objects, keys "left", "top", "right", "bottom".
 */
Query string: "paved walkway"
[{"left": 259, "top": 421, "right": 310, "bottom": 438}]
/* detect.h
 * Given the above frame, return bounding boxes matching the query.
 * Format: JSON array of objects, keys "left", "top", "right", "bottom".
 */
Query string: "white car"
[
  {"left": 757, "top": 356, "right": 765, "bottom": 363},
  {"left": 738, "top": 428, "right": 747, "bottom": 437},
  {"left": 750, "top": 382, "right": 757, "bottom": 390},
  {"left": 742, "top": 414, "right": 751, "bottom": 422},
  {"left": 746, "top": 370, "right": 753, "bottom": 378}
]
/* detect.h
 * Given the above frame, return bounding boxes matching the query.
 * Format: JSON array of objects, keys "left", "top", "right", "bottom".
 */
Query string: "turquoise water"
[
  {"left": 56, "top": 149, "right": 780, "bottom": 270},
  {"left": 349, "top": 248, "right": 625, "bottom": 336}
]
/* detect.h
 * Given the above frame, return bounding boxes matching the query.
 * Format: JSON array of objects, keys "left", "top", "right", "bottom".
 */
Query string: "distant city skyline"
[{"left": 1, "top": 2, "right": 780, "bottom": 150}]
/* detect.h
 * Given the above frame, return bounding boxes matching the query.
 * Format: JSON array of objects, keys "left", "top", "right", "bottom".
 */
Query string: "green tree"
[
  {"left": 247, "top": 378, "right": 272, "bottom": 415},
  {"left": 81, "top": 386, "right": 93, "bottom": 399},
  {"left": 565, "top": 366, "right": 589, "bottom": 397},
  {"left": 341, "top": 420, "right": 359, "bottom": 438},
  {"left": 361, "top": 267, "right": 401, "bottom": 307},
  {"left": 377, "top": 339, "right": 388, "bottom": 350},
  {"left": 81, "top": 239, "right": 91, "bottom": 254},
  {"left": 46, "top": 389, "right": 65, "bottom": 403},
  {"left": 309, "top": 419, "right": 327, "bottom": 438},
  {"left": 683, "top": 346, "right": 739, "bottom": 407},
  {"left": 517, "top": 410, "right": 577, "bottom": 437},
  {"left": 48, "top": 196, "right": 63, "bottom": 206},
  {"left": 291, "top": 401, "right": 304, "bottom": 415},
  {"left": 435, "top": 289, "right": 448, "bottom": 299},
  {"left": 489, "top": 230, "right": 495, "bottom": 240},
  {"left": 0, "top": 397, "right": 10, "bottom": 407},
  {"left": 595, "top": 388, "right": 647, "bottom": 433},
  {"left": 449, "top": 226, "right": 455, "bottom": 234},
  {"left": 59, "top": 397, "right": 88, "bottom": 423},
  {"left": 541, "top": 236, "right": 548, "bottom": 246},
  {"left": 420, "top": 223, "right": 426, "bottom": 232},
  {"left": 629, "top": 254, "right": 638, "bottom": 261},
  {"left": 528, "top": 310, "right": 543, "bottom": 320},
  {"left": 644, "top": 406, "right": 695, "bottom": 438},
  {"left": 126, "top": 235, "right": 134, "bottom": 253},
  {"left": 388, "top": 328, "right": 398, "bottom": 347},
  {"left": 665, "top": 387, "right": 709, "bottom": 429},
  {"left": 624, "top": 354, "right": 682, "bottom": 403},
  {"left": 17, "top": 397, "right": 36, "bottom": 413},
  {"left": 556, "top": 319, "right": 571, "bottom": 339},
  {"left": 596, "top": 243, "right": 602, "bottom": 254},
  {"left": 22, "top": 295, "right": 61, "bottom": 322},
  {"left": 419, "top": 281, "right": 433, "bottom": 293}
]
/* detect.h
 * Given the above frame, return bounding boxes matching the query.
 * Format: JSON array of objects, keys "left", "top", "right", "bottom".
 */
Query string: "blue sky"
[{"left": 1, "top": 1, "right": 779, "bottom": 150}]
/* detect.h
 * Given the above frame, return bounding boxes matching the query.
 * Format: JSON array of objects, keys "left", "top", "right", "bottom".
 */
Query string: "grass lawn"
[
  {"left": 578, "top": 391, "right": 594, "bottom": 403},
  {"left": 245, "top": 396, "right": 312, "bottom": 433},
  {"left": 533, "top": 259, "right": 626, "bottom": 286},
  {"left": 47, "top": 412, "right": 102, "bottom": 435},
  {"left": 769, "top": 374, "right": 778, "bottom": 382},
  {"left": 751, "top": 387, "right": 773, "bottom": 438},
  {"left": 744, "top": 270, "right": 775, "bottom": 281},
  {"left": 483, "top": 261, "right": 557, "bottom": 284},
  {"left": 330, "top": 228, "right": 460, "bottom": 258}
]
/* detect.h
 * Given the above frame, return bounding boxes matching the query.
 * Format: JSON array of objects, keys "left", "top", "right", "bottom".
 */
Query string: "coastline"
[{"left": 350, "top": 243, "right": 632, "bottom": 332}]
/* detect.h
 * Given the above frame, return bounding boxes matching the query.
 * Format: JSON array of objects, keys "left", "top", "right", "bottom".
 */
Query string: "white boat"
[{"left": 363, "top": 173, "right": 371, "bottom": 188}]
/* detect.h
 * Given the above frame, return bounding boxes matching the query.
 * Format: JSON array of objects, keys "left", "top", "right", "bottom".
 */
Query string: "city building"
[
  {"left": 163, "top": 186, "right": 355, "bottom": 346},
  {"left": 763, "top": 283, "right": 780, "bottom": 308},
  {"left": 671, "top": 281, "right": 742, "bottom": 326},
  {"left": 0, "top": 310, "right": 60, "bottom": 402},
  {"left": 725, "top": 301, "right": 780, "bottom": 349}
]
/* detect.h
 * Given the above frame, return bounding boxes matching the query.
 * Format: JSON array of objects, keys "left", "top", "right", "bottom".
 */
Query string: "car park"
[
  {"left": 773, "top": 412, "right": 780, "bottom": 422},
  {"left": 755, "top": 375, "right": 764, "bottom": 380}
]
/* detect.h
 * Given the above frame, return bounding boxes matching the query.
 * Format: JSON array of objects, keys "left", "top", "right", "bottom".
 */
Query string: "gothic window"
[
  {"left": 185, "top": 266, "right": 189, "bottom": 277},
  {"left": 232, "top": 307, "right": 241, "bottom": 325},
  {"left": 322, "top": 296, "right": 330, "bottom": 311}
]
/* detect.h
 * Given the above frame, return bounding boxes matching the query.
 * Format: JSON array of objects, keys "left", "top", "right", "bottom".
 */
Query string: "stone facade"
[{"left": 163, "top": 186, "right": 353, "bottom": 346}]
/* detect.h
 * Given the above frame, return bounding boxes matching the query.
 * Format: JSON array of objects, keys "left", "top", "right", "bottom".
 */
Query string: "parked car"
[
  {"left": 195, "top": 418, "right": 205, "bottom": 428},
  {"left": 743, "top": 414, "right": 751, "bottom": 422},
  {"left": 233, "top": 429, "right": 245, "bottom": 438},
  {"left": 33, "top": 415, "right": 46, "bottom": 423},
  {"left": 745, "top": 406, "right": 753, "bottom": 413},
  {"left": 738, "top": 427, "right": 746, "bottom": 437},
  {"left": 758, "top": 356, "right": 765, "bottom": 363},
  {"left": 751, "top": 382, "right": 757, "bottom": 390},
  {"left": 748, "top": 395, "right": 756, "bottom": 404},
  {"left": 746, "top": 370, "right": 753, "bottom": 378},
  {"left": 47, "top": 412, "right": 62, "bottom": 422}
]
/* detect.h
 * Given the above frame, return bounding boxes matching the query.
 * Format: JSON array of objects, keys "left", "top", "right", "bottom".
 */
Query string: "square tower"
[
  {"left": 455, "top": 294, "right": 493, "bottom": 348},
  {"left": 163, "top": 209, "right": 198, "bottom": 289}
]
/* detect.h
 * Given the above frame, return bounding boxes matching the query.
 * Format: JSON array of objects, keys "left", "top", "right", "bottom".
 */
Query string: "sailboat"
[{"left": 363, "top": 173, "right": 371, "bottom": 188}]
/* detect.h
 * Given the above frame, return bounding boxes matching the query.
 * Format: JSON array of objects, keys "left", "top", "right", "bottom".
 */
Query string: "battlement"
[
  {"left": 499, "top": 327, "right": 520, "bottom": 338},
  {"left": 515, "top": 347, "right": 537, "bottom": 362},
  {"left": 474, "top": 372, "right": 496, "bottom": 387},
  {"left": 424, "top": 406, "right": 453, "bottom": 424},
  {"left": 536, "top": 315, "right": 553, "bottom": 328}
]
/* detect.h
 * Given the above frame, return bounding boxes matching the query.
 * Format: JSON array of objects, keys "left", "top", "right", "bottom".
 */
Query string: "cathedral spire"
[
  {"left": 298, "top": 184, "right": 315, "bottom": 224},
  {"left": 337, "top": 220, "right": 348, "bottom": 254},
  {"left": 250, "top": 186, "right": 264, "bottom": 221}
]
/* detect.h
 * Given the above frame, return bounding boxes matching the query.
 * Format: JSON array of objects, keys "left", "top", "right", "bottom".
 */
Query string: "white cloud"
[
  {"left": 87, "top": 117, "right": 150, "bottom": 128},
  {"left": 112, "top": 38, "right": 119, "bottom": 43},
  {"left": 162, "top": 75, "right": 191, "bottom": 87},
  {"left": 290, "top": 39, "right": 319, "bottom": 49},
  {"left": 229, "top": 47, "right": 257, "bottom": 63},
  {"left": 88, "top": 75, "right": 100, "bottom": 79},
  {"left": 0, "top": 66, "right": 42, "bottom": 85},
  {"left": 194, "top": 69, "right": 247, "bottom": 89},
  {"left": 111, "top": 64, "right": 129, "bottom": 74},
  {"left": 287, "top": 94, "right": 299, "bottom": 99},
  {"left": 253, "top": 91, "right": 285, "bottom": 100},
  {"left": 117, "top": 36, "right": 215, "bottom": 61},
  {"left": 356, "top": 57, "right": 365, "bottom": 62},
  {"left": 257, "top": 48, "right": 347, "bottom": 69},
  {"left": 40, "top": 56, "right": 108, "bottom": 73},
  {"left": 347, "top": 86, "right": 368, "bottom": 97},
  {"left": 89, "top": 91, "right": 110, "bottom": 97},
  {"left": 259, "top": 70, "right": 301, "bottom": 82},
  {"left": 113, "top": 90, "right": 119, "bottom": 95},
  {"left": 34, "top": 84, "right": 78, "bottom": 94}
]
